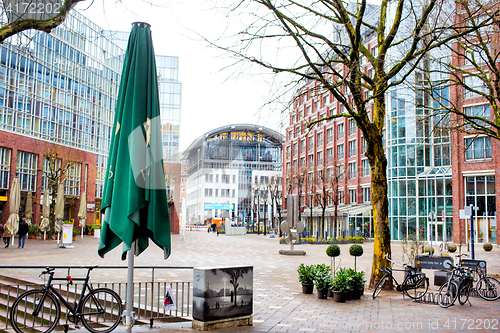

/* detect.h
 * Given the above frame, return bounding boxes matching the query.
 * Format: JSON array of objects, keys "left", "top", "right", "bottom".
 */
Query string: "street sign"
[
  {"left": 460, "top": 259, "right": 487, "bottom": 273},
  {"left": 415, "top": 256, "right": 454, "bottom": 271},
  {"left": 464, "top": 206, "right": 471, "bottom": 216}
]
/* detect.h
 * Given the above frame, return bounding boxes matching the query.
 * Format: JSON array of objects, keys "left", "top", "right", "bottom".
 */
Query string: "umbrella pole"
[
  {"left": 81, "top": 227, "right": 84, "bottom": 242},
  {"left": 125, "top": 244, "right": 135, "bottom": 333},
  {"left": 44, "top": 230, "right": 46, "bottom": 244},
  {"left": 11, "top": 235, "right": 14, "bottom": 251},
  {"left": 57, "top": 232, "right": 60, "bottom": 248}
]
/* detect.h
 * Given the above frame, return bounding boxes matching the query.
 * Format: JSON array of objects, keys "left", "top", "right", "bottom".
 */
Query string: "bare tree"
[
  {"left": 0, "top": 0, "right": 85, "bottom": 43},
  {"left": 329, "top": 163, "right": 345, "bottom": 239},
  {"left": 251, "top": 179, "right": 260, "bottom": 234},
  {"left": 40, "top": 144, "right": 78, "bottom": 239},
  {"left": 267, "top": 175, "right": 282, "bottom": 235},
  {"left": 314, "top": 169, "right": 330, "bottom": 240},
  {"left": 214, "top": 0, "right": 487, "bottom": 287}
]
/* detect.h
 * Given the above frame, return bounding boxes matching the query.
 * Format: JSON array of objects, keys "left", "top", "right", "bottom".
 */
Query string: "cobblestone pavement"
[{"left": 1, "top": 231, "right": 499, "bottom": 332}]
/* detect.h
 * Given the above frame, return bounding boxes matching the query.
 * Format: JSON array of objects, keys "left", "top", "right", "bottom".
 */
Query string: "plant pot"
[
  {"left": 328, "top": 289, "right": 334, "bottom": 298},
  {"left": 317, "top": 289, "right": 328, "bottom": 299},
  {"left": 333, "top": 291, "right": 346, "bottom": 303},
  {"left": 302, "top": 283, "right": 314, "bottom": 294},
  {"left": 346, "top": 289, "right": 354, "bottom": 300},
  {"left": 351, "top": 289, "right": 362, "bottom": 300},
  {"left": 28, "top": 234, "right": 36, "bottom": 239}
]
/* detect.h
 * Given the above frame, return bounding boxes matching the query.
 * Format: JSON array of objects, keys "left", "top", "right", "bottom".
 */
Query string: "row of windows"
[
  {"left": 205, "top": 174, "right": 236, "bottom": 184},
  {"left": 204, "top": 188, "right": 235, "bottom": 198}
]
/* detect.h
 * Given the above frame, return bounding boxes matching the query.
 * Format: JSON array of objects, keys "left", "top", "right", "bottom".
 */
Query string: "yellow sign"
[{"left": 0, "top": 196, "right": 7, "bottom": 201}]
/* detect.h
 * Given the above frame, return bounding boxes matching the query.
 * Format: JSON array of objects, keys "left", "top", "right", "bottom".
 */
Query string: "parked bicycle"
[
  {"left": 465, "top": 262, "right": 500, "bottom": 301},
  {"left": 373, "top": 254, "right": 429, "bottom": 299},
  {"left": 438, "top": 254, "right": 475, "bottom": 308},
  {"left": 10, "top": 266, "right": 123, "bottom": 333}
]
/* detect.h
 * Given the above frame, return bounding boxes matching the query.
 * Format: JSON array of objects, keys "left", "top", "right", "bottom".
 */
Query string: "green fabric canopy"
[{"left": 98, "top": 23, "right": 171, "bottom": 260}]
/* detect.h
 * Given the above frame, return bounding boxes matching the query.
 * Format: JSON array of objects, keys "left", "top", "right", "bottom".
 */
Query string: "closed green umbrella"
[{"left": 98, "top": 22, "right": 171, "bottom": 332}]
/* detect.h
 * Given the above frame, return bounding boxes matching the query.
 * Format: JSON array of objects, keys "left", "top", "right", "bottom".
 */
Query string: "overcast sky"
[{"left": 76, "top": 0, "right": 289, "bottom": 152}]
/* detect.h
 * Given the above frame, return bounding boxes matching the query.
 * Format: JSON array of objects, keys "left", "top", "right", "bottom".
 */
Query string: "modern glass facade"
[
  {"left": 183, "top": 124, "right": 283, "bottom": 226},
  {"left": 0, "top": 10, "right": 182, "bottom": 230}
]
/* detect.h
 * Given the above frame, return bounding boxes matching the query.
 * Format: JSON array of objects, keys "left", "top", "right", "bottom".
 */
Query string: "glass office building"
[
  {"left": 183, "top": 124, "right": 284, "bottom": 226},
  {"left": 0, "top": 11, "right": 182, "bottom": 230}
]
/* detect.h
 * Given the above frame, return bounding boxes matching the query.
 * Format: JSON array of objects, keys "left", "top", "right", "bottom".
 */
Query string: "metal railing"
[{"left": 0, "top": 265, "right": 193, "bottom": 330}]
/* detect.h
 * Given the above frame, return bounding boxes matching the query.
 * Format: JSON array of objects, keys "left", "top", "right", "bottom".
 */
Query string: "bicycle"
[
  {"left": 10, "top": 266, "right": 123, "bottom": 333},
  {"left": 373, "top": 254, "right": 429, "bottom": 299},
  {"left": 466, "top": 263, "right": 500, "bottom": 301},
  {"left": 438, "top": 254, "right": 475, "bottom": 308}
]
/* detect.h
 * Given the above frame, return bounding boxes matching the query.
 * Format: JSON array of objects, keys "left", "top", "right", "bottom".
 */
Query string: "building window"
[
  {"left": 464, "top": 104, "right": 490, "bottom": 128},
  {"left": 337, "top": 164, "right": 344, "bottom": 181},
  {"left": 337, "top": 144, "right": 344, "bottom": 159},
  {"left": 349, "top": 189, "right": 357, "bottom": 204},
  {"left": 308, "top": 136, "right": 314, "bottom": 150},
  {"left": 349, "top": 162, "right": 357, "bottom": 179},
  {"left": 327, "top": 148, "right": 333, "bottom": 162},
  {"left": 233, "top": 175, "right": 236, "bottom": 183},
  {"left": 309, "top": 154, "right": 314, "bottom": 166},
  {"left": 306, "top": 106, "right": 311, "bottom": 115},
  {"left": 327, "top": 128, "right": 333, "bottom": 143},
  {"left": 349, "top": 140, "right": 357, "bottom": 157},
  {"left": 295, "top": 126, "right": 299, "bottom": 138},
  {"left": 0, "top": 148, "right": 11, "bottom": 190},
  {"left": 205, "top": 174, "right": 213, "bottom": 182},
  {"left": 362, "top": 159, "right": 370, "bottom": 177},
  {"left": 339, "top": 190, "right": 345, "bottom": 204},
  {"left": 327, "top": 168, "right": 333, "bottom": 181},
  {"left": 205, "top": 188, "right": 213, "bottom": 197},
  {"left": 260, "top": 176, "right": 268, "bottom": 184},
  {"left": 465, "top": 136, "right": 491, "bottom": 160},
  {"left": 65, "top": 163, "right": 81, "bottom": 195},
  {"left": 300, "top": 140, "right": 305, "bottom": 152},
  {"left": 337, "top": 123, "right": 344, "bottom": 139},
  {"left": 286, "top": 146, "right": 290, "bottom": 158},
  {"left": 317, "top": 151, "right": 323, "bottom": 164},
  {"left": 215, "top": 174, "right": 219, "bottom": 183},
  {"left": 465, "top": 176, "right": 496, "bottom": 218},
  {"left": 221, "top": 189, "right": 230, "bottom": 197},
  {"left": 293, "top": 143, "right": 298, "bottom": 156},
  {"left": 361, "top": 137, "right": 367, "bottom": 154},
  {"left": 323, "top": 95, "right": 329, "bottom": 106},
  {"left": 301, "top": 157, "right": 305, "bottom": 167},
  {"left": 349, "top": 119, "right": 356, "bottom": 135},
  {"left": 222, "top": 174, "right": 230, "bottom": 183},
  {"left": 363, "top": 187, "right": 371, "bottom": 202},
  {"left": 464, "top": 76, "right": 488, "bottom": 99},
  {"left": 16, "top": 151, "right": 38, "bottom": 192},
  {"left": 317, "top": 132, "right": 323, "bottom": 147}
]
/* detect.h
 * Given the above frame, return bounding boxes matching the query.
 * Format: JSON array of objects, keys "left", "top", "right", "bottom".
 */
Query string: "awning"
[{"left": 337, "top": 203, "right": 372, "bottom": 216}]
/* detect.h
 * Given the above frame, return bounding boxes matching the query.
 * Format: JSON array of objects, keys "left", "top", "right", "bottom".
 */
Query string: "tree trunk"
[{"left": 367, "top": 136, "right": 392, "bottom": 289}]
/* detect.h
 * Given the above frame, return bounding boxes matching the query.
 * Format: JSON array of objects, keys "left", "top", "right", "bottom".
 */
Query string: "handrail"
[{"left": 0, "top": 265, "right": 193, "bottom": 284}]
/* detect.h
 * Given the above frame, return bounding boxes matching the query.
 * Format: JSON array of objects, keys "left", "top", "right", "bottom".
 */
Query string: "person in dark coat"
[{"left": 18, "top": 217, "right": 29, "bottom": 248}]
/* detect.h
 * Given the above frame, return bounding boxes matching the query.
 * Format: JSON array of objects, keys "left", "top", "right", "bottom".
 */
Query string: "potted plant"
[
  {"left": 347, "top": 268, "right": 365, "bottom": 299},
  {"left": 332, "top": 268, "right": 349, "bottom": 302},
  {"left": 297, "top": 264, "right": 315, "bottom": 294},
  {"left": 313, "top": 264, "right": 331, "bottom": 299},
  {"left": 349, "top": 244, "right": 364, "bottom": 271},
  {"left": 326, "top": 244, "right": 341, "bottom": 278},
  {"left": 72, "top": 228, "right": 80, "bottom": 241},
  {"left": 28, "top": 224, "right": 39, "bottom": 239}
]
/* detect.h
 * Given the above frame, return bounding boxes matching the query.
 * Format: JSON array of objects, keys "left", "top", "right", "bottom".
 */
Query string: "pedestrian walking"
[
  {"left": 216, "top": 223, "right": 220, "bottom": 236},
  {"left": 2, "top": 223, "right": 11, "bottom": 248},
  {"left": 18, "top": 217, "right": 29, "bottom": 248}
]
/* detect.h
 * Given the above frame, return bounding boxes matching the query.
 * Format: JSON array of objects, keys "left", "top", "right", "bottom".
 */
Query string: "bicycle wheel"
[
  {"left": 403, "top": 274, "right": 429, "bottom": 299},
  {"left": 438, "top": 281, "right": 458, "bottom": 308},
  {"left": 10, "top": 289, "right": 61, "bottom": 333},
  {"left": 80, "top": 288, "right": 123, "bottom": 333},
  {"left": 458, "top": 282, "right": 471, "bottom": 305},
  {"left": 372, "top": 273, "right": 388, "bottom": 299},
  {"left": 476, "top": 276, "right": 500, "bottom": 301}
]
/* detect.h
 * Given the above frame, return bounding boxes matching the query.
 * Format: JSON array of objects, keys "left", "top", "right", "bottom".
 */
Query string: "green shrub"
[
  {"left": 313, "top": 264, "right": 331, "bottom": 290},
  {"left": 422, "top": 245, "right": 435, "bottom": 255},
  {"left": 347, "top": 269, "right": 365, "bottom": 290},
  {"left": 352, "top": 236, "right": 365, "bottom": 242},
  {"left": 28, "top": 224, "right": 40, "bottom": 235},
  {"left": 307, "top": 237, "right": 315, "bottom": 243},
  {"left": 332, "top": 268, "right": 349, "bottom": 292},
  {"left": 326, "top": 244, "right": 341, "bottom": 257},
  {"left": 349, "top": 244, "right": 364, "bottom": 257},
  {"left": 337, "top": 236, "right": 345, "bottom": 242},
  {"left": 297, "top": 264, "right": 315, "bottom": 284},
  {"left": 345, "top": 236, "right": 353, "bottom": 242}
]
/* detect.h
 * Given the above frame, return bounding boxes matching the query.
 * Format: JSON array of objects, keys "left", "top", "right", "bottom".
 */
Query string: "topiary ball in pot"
[
  {"left": 326, "top": 244, "right": 341, "bottom": 257},
  {"left": 349, "top": 244, "right": 363, "bottom": 257},
  {"left": 447, "top": 243, "right": 457, "bottom": 253},
  {"left": 483, "top": 242, "right": 493, "bottom": 252}
]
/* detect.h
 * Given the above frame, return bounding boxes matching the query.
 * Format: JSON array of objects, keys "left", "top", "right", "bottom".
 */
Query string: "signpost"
[{"left": 428, "top": 211, "right": 436, "bottom": 254}]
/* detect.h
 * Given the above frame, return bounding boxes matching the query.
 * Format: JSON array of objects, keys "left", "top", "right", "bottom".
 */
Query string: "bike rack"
[{"left": 413, "top": 292, "right": 439, "bottom": 305}]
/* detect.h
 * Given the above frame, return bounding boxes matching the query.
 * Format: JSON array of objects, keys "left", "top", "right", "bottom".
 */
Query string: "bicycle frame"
[{"left": 34, "top": 268, "right": 101, "bottom": 325}]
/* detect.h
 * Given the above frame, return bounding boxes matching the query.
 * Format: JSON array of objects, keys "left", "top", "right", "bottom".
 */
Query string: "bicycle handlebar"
[{"left": 385, "top": 253, "right": 406, "bottom": 267}]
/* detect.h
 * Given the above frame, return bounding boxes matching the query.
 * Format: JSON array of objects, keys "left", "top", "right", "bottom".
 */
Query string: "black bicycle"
[
  {"left": 469, "top": 265, "right": 500, "bottom": 301},
  {"left": 10, "top": 266, "right": 123, "bottom": 333},
  {"left": 438, "top": 256, "right": 475, "bottom": 308},
  {"left": 373, "top": 254, "right": 429, "bottom": 299}
]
